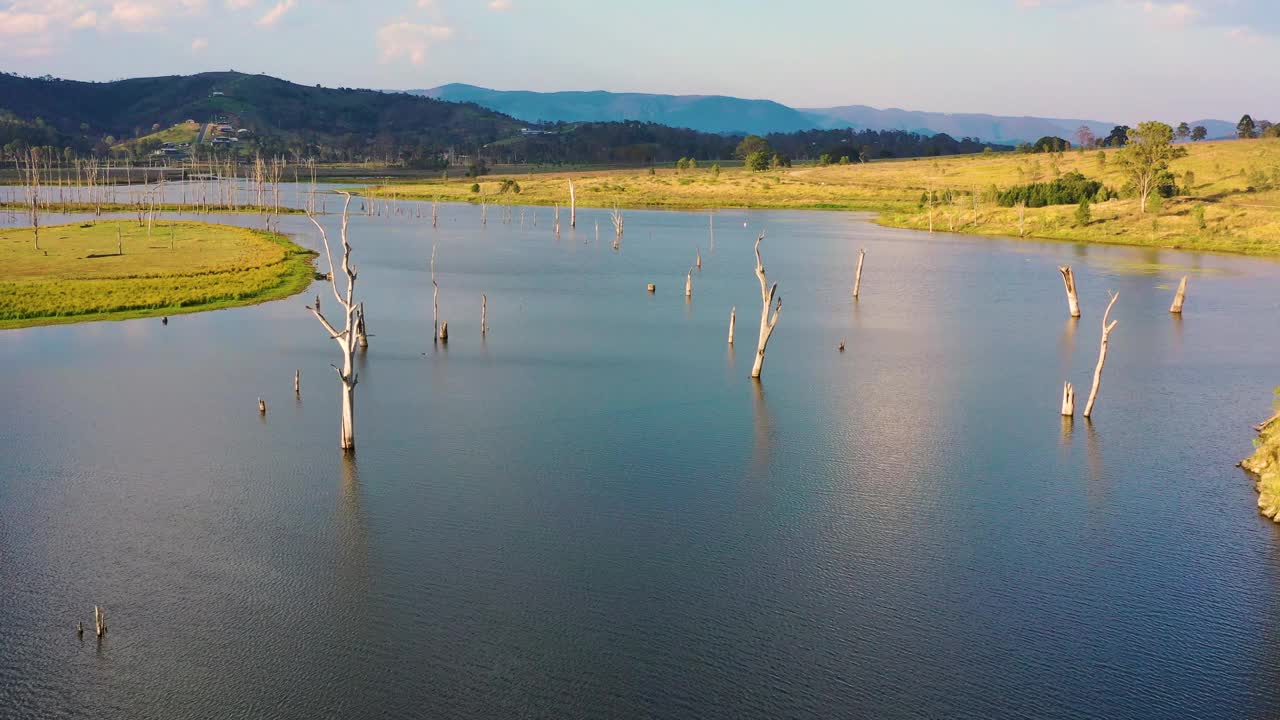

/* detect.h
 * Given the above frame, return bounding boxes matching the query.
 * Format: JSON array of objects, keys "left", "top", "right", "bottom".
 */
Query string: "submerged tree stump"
[
  {"left": 728, "top": 306, "right": 736, "bottom": 345},
  {"left": 853, "top": 248, "right": 866, "bottom": 299},
  {"left": 647, "top": 283, "right": 656, "bottom": 293},
  {"left": 1060, "top": 382, "right": 1075, "bottom": 416},
  {"left": 1170, "top": 275, "right": 1188, "bottom": 314},
  {"left": 1058, "top": 266, "right": 1082, "bottom": 318}
]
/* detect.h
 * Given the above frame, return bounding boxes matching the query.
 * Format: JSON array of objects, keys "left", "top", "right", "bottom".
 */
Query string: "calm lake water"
[{"left": 3, "top": 186, "right": 1280, "bottom": 719}]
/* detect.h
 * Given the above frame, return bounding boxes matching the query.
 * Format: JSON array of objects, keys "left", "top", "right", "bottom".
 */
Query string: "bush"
[
  {"left": 469, "top": 183, "right": 480, "bottom": 193},
  {"left": 997, "top": 171, "right": 1105, "bottom": 208},
  {"left": 1074, "top": 198, "right": 1091, "bottom": 227},
  {"left": 744, "top": 151, "right": 769, "bottom": 172},
  {"left": 1193, "top": 204, "right": 1206, "bottom": 230}
]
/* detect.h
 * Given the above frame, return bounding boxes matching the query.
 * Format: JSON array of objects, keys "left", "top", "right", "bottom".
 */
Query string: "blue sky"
[{"left": 1, "top": 0, "right": 1276, "bottom": 122}]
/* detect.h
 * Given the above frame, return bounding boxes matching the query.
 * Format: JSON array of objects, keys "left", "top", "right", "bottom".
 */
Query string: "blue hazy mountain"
[{"left": 415, "top": 84, "right": 1128, "bottom": 143}]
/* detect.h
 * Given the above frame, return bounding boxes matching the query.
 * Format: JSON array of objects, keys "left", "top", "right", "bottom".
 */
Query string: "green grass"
[
  {"left": 354, "top": 138, "right": 1280, "bottom": 256},
  {"left": 116, "top": 120, "right": 201, "bottom": 150},
  {"left": 0, "top": 220, "right": 316, "bottom": 329}
]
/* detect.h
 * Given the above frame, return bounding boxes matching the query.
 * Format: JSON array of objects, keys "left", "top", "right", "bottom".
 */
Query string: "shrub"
[
  {"left": 997, "top": 171, "right": 1105, "bottom": 208},
  {"left": 469, "top": 183, "right": 480, "bottom": 193},
  {"left": 1074, "top": 198, "right": 1091, "bottom": 227},
  {"left": 1193, "top": 204, "right": 1206, "bottom": 230}
]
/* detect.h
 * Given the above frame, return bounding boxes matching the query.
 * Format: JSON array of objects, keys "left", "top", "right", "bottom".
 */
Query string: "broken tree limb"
[
  {"left": 1083, "top": 291, "right": 1119, "bottom": 419},
  {"left": 1061, "top": 382, "right": 1075, "bottom": 416}
]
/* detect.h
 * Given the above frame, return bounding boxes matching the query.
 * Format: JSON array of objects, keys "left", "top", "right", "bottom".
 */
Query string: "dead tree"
[
  {"left": 610, "top": 203, "right": 624, "bottom": 246},
  {"left": 1169, "top": 275, "right": 1188, "bottom": 314},
  {"left": 750, "top": 233, "right": 782, "bottom": 380},
  {"left": 569, "top": 179, "right": 577, "bottom": 228},
  {"left": 432, "top": 198, "right": 439, "bottom": 228},
  {"left": 1083, "top": 292, "right": 1119, "bottom": 419},
  {"left": 1060, "top": 382, "right": 1075, "bottom": 416},
  {"left": 728, "top": 306, "right": 736, "bottom": 344},
  {"left": 306, "top": 193, "right": 361, "bottom": 451},
  {"left": 356, "top": 303, "right": 369, "bottom": 350},
  {"left": 431, "top": 244, "right": 439, "bottom": 339},
  {"left": 1058, "top": 266, "right": 1082, "bottom": 318},
  {"left": 481, "top": 293, "right": 487, "bottom": 335},
  {"left": 94, "top": 606, "right": 106, "bottom": 638},
  {"left": 695, "top": 247, "right": 702, "bottom": 270},
  {"left": 294, "top": 370, "right": 301, "bottom": 395},
  {"left": 853, "top": 248, "right": 866, "bottom": 299},
  {"left": 685, "top": 267, "right": 693, "bottom": 298}
]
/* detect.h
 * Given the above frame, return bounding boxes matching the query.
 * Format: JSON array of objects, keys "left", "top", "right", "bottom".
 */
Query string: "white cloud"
[
  {"left": 377, "top": 20, "right": 453, "bottom": 65},
  {"left": 0, "top": 10, "right": 51, "bottom": 35},
  {"left": 487, "top": 0, "right": 511, "bottom": 10},
  {"left": 191, "top": 35, "right": 207, "bottom": 51},
  {"left": 71, "top": 10, "right": 99, "bottom": 27},
  {"left": 1141, "top": 1, "right": 1197, "bottom": 26},
  {"left": 110, "top": 1, "right": 165, "bottom": 25},
  {"left": 255, "top": 0, "right": 295, "bottom": 26}
]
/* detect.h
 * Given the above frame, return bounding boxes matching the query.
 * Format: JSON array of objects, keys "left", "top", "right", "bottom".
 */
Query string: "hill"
[
  {"left": 0, "top": 71, "right": 525, "bottom": 159},
  {"left": 801, "top": 105, "right": 1113, "bottom": 145}
]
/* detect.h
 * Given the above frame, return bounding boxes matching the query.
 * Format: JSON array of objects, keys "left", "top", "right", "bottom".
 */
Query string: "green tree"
[
  {"left": 735, "top": 135, "right": 772, "bottom": 160},
  {"left": 838, "top": 155, "right": 850, "bottom": 164},
  {"left": 1192, "top": 204, "right": 1206, "bottom": 230},
  {"left": 1074, "top": 197, "right": 1092, "bottom": 227},
  {"left": 818, "top": 153, "right": 832, "bottom": 166},
  {"left": 1182, "top": 170, "right": 1195, "bottom": 194},
  {"left": 1238, "top": 114, "right": 1257, "bottom": 139},
  {"left": 1191, "top": 125, "right": 1208, "bottom": 141},
  {"left": 688, "top": 158, "right": 698, "bottom": 169},
  {"left": 711, "top": 163, "right": 721, "bottom": 177},
  {"left": 1117, "top": 121, "right": 1184, "bottom": 213},
  {"left": 744, "top": 151, "right": 769, "bottom": 172},
  {"left": 1175, "top": 122, "right": 1191, "bottom": 142},
  {"left": 1105, "top": 126, "right": 1130, "bottom": 147}
]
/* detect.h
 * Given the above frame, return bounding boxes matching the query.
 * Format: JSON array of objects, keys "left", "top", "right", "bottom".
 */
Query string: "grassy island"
[{"left": 0, "top": 220, "right": 315, "bottom": 329}]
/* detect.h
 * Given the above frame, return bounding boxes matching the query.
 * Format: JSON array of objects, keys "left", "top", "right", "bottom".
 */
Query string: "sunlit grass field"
[
  {"left": 360, "top": 138, "right": 1280, "bottom": 256},
  {"left": 0, "top": 220, "right": 315, "bottom": 329}
]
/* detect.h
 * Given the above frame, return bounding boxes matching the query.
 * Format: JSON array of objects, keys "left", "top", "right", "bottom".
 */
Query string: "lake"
[{"left": 3, "top": 188, "right": 1280, "bottom": 719}]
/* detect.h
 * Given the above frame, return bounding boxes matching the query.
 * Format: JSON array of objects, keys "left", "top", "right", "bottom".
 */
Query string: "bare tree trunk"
[
  {"left": 481, "top": 293, "right": 487, "bottom": 335},
  {"left": 695, "top": 247, "right": 702, "bottom": 270},
  {"left": 1058, "top": 266, "right": 1082, "bottom": 318},
  {"left": 750, "top": 234, "right": 782, "bottom": 379},
  {"left": 439, "top": 321, "right": 449, "bottom": 343},
  {"left": 1060, "top": 382, "right": 1075, "bottom": 416},
  {"left": 94, "top": 606, "right": 105, "bottom": 638},
  {"left": 356, "top": 303, "right": 369, "bottom": 349},
  {"left": 728, "top": 306, "right": 736, "bottom": 344},
  {"left": 1083, "top": 292, "right": 1119, "bottom": 419},
  {"left": 569, "top": 179, "right": 576, "bottom": 228},
  {"left": 1169, "top": 275, "right": 1188, "bottom": 314},
  {"left": 294, "top": 369, "right": 300, "bottom": 395},
  {"left": 306, "top": 193, "right": 361, "bottom": 451},
  {"left": 853, "top": 248, "right": 865, "bottom": 299},
  {"left": 685, "top": 267, "right": 693, "bottom": 298},
  {"left": 432, "top": 198, "right": 438, "bottom": 228},
  {"left": 431, "top": 244, "right": 438, "bottom": 339}
]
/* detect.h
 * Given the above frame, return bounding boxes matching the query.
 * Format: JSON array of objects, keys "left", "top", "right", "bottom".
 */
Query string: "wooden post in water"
[
  {"left": 853, "top": 248, "right": 866, "bottom": 299},
  {"left": 1083, "top": 292, "right": 1119, "bottom": 419},
  {"left": 1058, "top": 266, "right": 1082, "bottom": 318},
  {"left": 1170, "top": 275, "right": 1188, "bottom": 314}
]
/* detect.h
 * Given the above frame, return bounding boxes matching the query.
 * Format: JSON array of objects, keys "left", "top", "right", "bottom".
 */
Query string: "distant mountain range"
[{"left": 414, "top": 84, "right": 1235, "bottom": 144}]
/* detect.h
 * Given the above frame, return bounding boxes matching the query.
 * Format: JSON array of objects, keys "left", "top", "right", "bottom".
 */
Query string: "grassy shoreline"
[
  {"left": 0, "top": 220, "right": 316, "bottom": 330},
  {"left": 1245, "top": 398, "right": 1280, "bottom": 522},
  {"left": 0, "top": 202, "right": 305, "bottom": 215},
  {"left": 352, "top": 138, "right": 1280, "bottom": 257}
]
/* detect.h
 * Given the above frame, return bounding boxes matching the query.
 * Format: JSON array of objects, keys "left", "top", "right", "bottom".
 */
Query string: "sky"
[{"left": 0, "top": 0, "right": 1276, "bottom": 123}]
